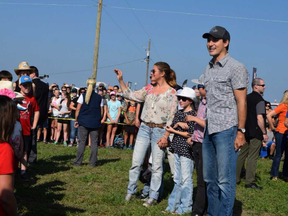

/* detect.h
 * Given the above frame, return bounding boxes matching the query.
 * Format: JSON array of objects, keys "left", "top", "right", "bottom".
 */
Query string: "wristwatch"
[{"left": 237, "top": 128, "right": 246, "bottom": 134}]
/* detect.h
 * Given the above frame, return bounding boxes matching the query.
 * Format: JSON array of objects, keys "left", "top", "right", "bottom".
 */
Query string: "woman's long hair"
[
  {"left": 280, "top": 91, "right": 288, "bottom": 105},
  {"left": 0, "top": 96, "right": 17, "bottom": 142},
  {"left": 63, "top": 92, "right": 71, "bottom": 108},
  {"left": 85, "top": 78, "right": 96, "bottom": 104},
  {"left": 154, "top": 62, "right": 177, "bottom": 89}
]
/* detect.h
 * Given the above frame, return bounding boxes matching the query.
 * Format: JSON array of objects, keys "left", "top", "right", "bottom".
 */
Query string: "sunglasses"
[
  {"left": 198, "top": 84, "right": 205, "bottom": 89},
  {"left": 177, "top": 96, "right": 189, "bottom": 102},
  {"left": 257, "top": 84, "right": 265, "bottom": 87},
  {"left": 80, "top": 91, "right": 85, "bottom": 93},
  {"left": 151, "top": 69, "right": 156, "bottom": 74}
]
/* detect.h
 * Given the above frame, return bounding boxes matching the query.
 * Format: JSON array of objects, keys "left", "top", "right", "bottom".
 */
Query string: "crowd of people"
[{"left": 0, "top": 25, "right": 288, "bottom": 216}]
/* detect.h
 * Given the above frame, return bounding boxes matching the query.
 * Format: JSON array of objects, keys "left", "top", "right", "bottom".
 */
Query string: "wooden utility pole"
[
  {"left": 92, "top": 0, "right": 103, "bottom": 80},
  {"left": 145, "top": 39, "right": 151, "bottom": 85}
]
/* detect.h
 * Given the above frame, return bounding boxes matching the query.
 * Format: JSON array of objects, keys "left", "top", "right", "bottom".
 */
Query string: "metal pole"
[
  {"left": 92, "top": 0, "right": 103, "bottom": 80},
  {"left": 145, "top": 39, "right": 151, "bottom": 85}
]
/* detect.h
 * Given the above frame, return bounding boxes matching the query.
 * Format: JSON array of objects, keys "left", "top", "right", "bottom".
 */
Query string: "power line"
[
  {"left": 124, "top": 0, "right": 161, "bottom": 60},
  {"left": 48, "top": 58, "right": 143, "bottom": 75},
  {"left": 106, "top": 6, "right": 288, "bottom": 24},
  {"left": 0, "top": 2, "right": 96, "bottom": 7},
  {"left": 103, "top": 7, "right": 145, "bottom": 55}
]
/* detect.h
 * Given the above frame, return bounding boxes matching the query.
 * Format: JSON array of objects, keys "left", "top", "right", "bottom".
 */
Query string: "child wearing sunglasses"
[{"left": 164, "top": 87, "right": 197, "bottom": 215}]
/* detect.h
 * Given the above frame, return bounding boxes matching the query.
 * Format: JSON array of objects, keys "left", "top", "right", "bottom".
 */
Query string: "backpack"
[{"left": 113, "top": 134, "right": 125, "bottom": 149}]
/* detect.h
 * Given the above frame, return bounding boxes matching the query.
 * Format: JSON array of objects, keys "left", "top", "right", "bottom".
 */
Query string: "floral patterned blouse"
[{"left": 123, "top": 84, "right": 178, "bottom": 126}]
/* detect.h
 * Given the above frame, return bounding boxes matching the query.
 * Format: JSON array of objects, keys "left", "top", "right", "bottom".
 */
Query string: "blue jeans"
[
  {"left": 203, "top": 126, "right": 238, "bottom": 216},
  {"left": 270, "top": 132, "right": 287, "bottom": 177},
  {"left": 166, "top": 154, "right": 194, "bottom": 214},
  {"left": 70, "top": 120, "right": 79, "bottom": 142},
  {"left": 127, "top": 123, "right": 166, "bottom": 200}
]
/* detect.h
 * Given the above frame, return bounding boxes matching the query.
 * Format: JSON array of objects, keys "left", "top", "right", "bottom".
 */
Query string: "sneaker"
[
  {"left": 68, "top": 143, "right": 73, "bottom": 147},
  {"left": 63, "top": 142, "right": 68, "bottom": 146},
  {"left": 122, "top": 145, "right": 127, "bottom": 150},
  {"left": 43, "top": 140, "right": 47, "bottom": 144},
  {"left": 125, "top": 194, "right": 134, "bottom": 202},
  {"left": 20, "top": 173, "right": 30, "bottom": 181},
  {"left": 54, "top": 141, "right": 59, "bottom": 145},
  {"left": 128, "top": 145, "right": 134, "bottom": 150},
  {"left": 143, "top": 198, "right": 157, "bottom": 207},
  {"left": 36, "top": 139, "right": 40, "bottom": 142},
  {"left": 138, "top": 193, "right": 149, "bottom": 201}
]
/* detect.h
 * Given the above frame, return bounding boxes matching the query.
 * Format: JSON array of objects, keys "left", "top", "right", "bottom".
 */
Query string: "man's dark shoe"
[
  {"left": 283, "top": 177, "right": 288, "bottom": 182},
  {"left": 245, "top": 183, "right": 263, "bottom": 190},
  {"left": 137, "top": 193, "right": 149, "bottom": 201},
  {"left": 20, "top": 173, "right": 30, "bottom": 181},
  {"left": 71, "top": 162, "right": 81, "bottom": 167}
]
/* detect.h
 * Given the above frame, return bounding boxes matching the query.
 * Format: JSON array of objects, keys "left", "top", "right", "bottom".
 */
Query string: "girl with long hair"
[
  {"left": 164, "top": 87, "right": 197, "bottom": 215},
  {"left": 114, "top": 61, "right": 178, "bottom": 207},
  {"left": 49, "top": 88, "right": 61, "bottom": 142},
  {"left": 54, "top": 92, "right": 71, "bottom": 146},
  {"left": 0, "top": 96, "right": 18, "bottom": 215},
  {"left": 72, "top": 78, "right": 103, "bottom": 167},
  {"left": 267, "top": 91, "right": 288, "bottom": 181},
  {"left": 106, "top": 91, "right": 121, "bottom": 148}
]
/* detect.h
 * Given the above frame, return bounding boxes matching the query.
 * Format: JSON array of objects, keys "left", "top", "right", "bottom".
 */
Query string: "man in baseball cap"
[{"left": 201, "top": 26, "right": 249, "bottom": 216}]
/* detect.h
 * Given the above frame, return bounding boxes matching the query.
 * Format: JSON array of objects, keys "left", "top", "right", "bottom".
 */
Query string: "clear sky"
[{"left": 1, "top": 0, "right": 287, "bottom": 103}]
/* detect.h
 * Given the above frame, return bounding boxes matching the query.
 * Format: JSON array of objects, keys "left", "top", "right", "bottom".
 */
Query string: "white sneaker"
[
  {"left": 143, "top": 198, "right": 157, "bottom": 207},
  {"left": 125, "top": 194, "right": 134, "bottom": 202}
]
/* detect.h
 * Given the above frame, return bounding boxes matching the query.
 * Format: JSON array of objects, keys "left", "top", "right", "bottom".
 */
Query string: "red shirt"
[
  {"left": 0, "top": 142, "right": 15, "bottom": 216},
  {"left": 19, "top": 94, "right": 39, "bottom": 135}
]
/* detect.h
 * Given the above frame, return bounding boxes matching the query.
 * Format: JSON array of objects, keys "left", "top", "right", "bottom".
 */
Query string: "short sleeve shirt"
[
  {"left": 274, "top": 104, "right": 288, "bottom": 134},
  {"left": 107, "top": 100, "right": 121, "bottom": 121},
  {"left": 20, "top": 95, "right": 40, "bottom": 135},
  {"left": 204, "top": 53, "right": 249, "bottom": 134}
]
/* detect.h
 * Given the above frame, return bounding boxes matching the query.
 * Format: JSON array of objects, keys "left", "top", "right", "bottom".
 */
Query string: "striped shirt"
[
  {"left": 204, "top": 53, "right": 249, "bottom": 135},
  {"left": 191, "top": 98, "right": 207, "bottom": 143}
]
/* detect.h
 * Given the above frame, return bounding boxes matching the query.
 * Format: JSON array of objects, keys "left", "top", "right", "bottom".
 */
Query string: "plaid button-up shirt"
[{"left": 204, "top": 53, "right": 249, "bottom": 135}]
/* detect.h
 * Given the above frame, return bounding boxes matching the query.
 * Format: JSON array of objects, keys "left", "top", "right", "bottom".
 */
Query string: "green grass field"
[{"left": 15, "top": 142, "right": 288, "bottom": 216}]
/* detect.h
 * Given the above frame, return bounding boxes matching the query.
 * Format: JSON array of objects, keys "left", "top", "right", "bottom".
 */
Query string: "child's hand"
[
  {"left": 185, "top": 115, "right": 196, "bottom": 122},
  {"left": 187, "top": 137, "right": 193, "bottom": 146},
  {"left": 173, "top": 122, "right": 188, "bottom": 130},
  {"left": 165, "top": 126, "right": 174, "bottom": 133}
]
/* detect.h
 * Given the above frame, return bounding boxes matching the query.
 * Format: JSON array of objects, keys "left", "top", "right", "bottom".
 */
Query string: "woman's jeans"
[
  {"left": 203, "top": 126, "right": 238, "bottom": 216},
  {"left": 166, "top": 154, "right": 194, "bottom": 214},
  {"left": 271, "top": 132, "right": 288, "bottom": 177},
  {"left": 70, "top": 120, "right": 79, "bottom": 142},
  {"left": 127, "top": 123, "right": 166, "bottom": 200}
]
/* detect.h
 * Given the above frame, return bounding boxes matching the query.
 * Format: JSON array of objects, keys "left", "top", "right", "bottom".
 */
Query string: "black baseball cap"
[{"left": 202, "top": 26, "right": 230, "bottom": 41}]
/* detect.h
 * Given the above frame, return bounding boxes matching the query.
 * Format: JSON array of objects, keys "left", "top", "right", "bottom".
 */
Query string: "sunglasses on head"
[{"left": 177, "top": 96, "right": 189, "bottom": 102}]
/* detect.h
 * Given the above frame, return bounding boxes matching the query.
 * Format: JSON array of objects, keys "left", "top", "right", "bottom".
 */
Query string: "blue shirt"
[{"left": 107, "top": 100, "right": 121, "bottom": 121}]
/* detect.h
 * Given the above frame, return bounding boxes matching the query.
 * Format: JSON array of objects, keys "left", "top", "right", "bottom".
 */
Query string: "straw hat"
[
  {"left": 14, "top": 61, "right": 31, "bottom": 75},
  {"left": 0, "top": 81, "right": 25, "bottom": 99}
]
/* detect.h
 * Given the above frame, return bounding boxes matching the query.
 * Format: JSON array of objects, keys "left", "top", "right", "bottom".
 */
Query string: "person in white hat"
[{"left": 164, "top": 87, "right": 197, "bottom": 215}]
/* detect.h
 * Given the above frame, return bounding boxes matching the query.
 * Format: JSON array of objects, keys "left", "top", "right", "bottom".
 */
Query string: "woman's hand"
[
  {"left": 157, "top": 136, "right": 169, "bottom": 148},
  {"left": 114, "top": 69, "right": 123, "bottom": 81}
]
